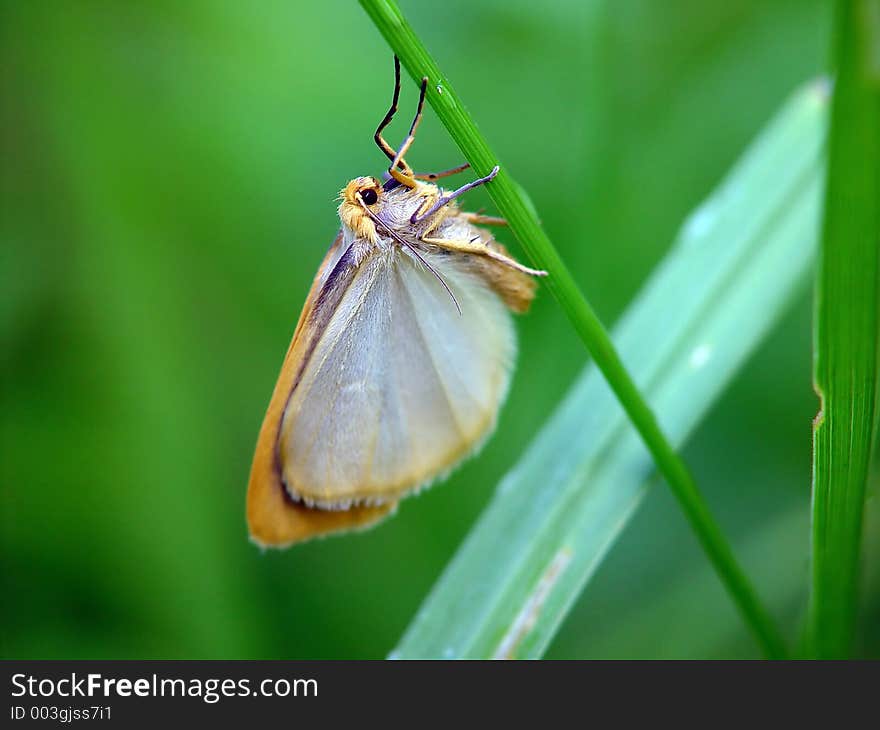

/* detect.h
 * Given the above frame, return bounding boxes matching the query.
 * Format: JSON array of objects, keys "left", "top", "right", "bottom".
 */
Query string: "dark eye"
[{"left": 360, "top": 188, "right": 378, "bottom": 205}]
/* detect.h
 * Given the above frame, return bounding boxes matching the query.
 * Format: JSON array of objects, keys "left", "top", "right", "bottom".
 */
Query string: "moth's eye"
[{"left": 360, "top": 188, "right": 379, "bottom": 205}]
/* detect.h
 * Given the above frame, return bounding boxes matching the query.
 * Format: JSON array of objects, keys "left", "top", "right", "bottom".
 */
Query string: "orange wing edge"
[{"left": 246, "top": 233, "right": 397, "bottom": 548}]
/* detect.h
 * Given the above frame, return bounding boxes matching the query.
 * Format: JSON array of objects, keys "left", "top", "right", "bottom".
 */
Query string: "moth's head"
[
  {"left": 338, "top": 176, "right": 384, "bottom": 241},
  {"left": 339, "top": 174, "right": 438, "bottom": 242}
]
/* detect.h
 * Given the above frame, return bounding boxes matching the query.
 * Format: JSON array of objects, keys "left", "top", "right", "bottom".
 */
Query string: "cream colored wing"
[
  {"left": 278, "top": 244, "right": 516, "bottom": 508},
  {"left": 246, "top": 234, "right": 396, "bottom": 549}
]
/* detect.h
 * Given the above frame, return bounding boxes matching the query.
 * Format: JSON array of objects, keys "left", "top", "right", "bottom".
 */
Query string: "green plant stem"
[
  {"left": 809, "top": 0, "right": 880, "bottom": 658},
  {"left": 360, "top": 0, "right": 787, "bottom": 658}
]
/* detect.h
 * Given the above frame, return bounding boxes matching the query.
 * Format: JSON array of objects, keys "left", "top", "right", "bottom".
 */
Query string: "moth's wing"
[
  {"left": 433, "top": 213, "right": 538, "bottom": 313},
  {"left": 247, "top": 233, "right": 396, "bottom": 548},
  {"left": 278, "top": 244, "right": 517, "bottom": 507}
]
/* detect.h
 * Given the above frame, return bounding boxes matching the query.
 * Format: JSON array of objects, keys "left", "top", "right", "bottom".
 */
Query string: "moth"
[{"left": 247, "top": 58, "right": 546, "bottom": 547}]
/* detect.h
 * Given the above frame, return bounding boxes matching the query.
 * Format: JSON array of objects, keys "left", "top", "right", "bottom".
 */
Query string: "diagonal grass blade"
[{"left": 393, "top": 80, "right": 828, "bottom": 659}]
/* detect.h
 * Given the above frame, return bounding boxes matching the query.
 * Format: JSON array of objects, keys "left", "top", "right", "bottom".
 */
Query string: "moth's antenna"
[
  {"left": 356, "top": 196, "right": 462, "bottom": 316},
  {"left": 374, "top": 57, "right": 410, "bottom": 174}
]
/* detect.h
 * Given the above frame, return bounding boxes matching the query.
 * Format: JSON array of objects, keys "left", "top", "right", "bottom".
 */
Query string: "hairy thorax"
[{"left": 334, "top": 174, "right": 538, "bottom": 314}]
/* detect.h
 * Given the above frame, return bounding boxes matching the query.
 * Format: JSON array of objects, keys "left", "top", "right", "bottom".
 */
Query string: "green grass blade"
[
  {"left": 361, "top": 0, "right": 786, "bottom": 659},
  {"left": 392, "top": 81, "right": 828, "bottom": 660},
  {"left": 809, "top": 1, "right": 880, "bottom": 658}
]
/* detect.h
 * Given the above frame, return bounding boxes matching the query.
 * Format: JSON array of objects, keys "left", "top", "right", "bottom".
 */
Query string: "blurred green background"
[{"left": 2, "top": 0, "right": 877, "bottom": 659}]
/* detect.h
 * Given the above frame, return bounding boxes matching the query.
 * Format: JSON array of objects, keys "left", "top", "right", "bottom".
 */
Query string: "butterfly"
[{"left": 247, "top": 57, "right": 546, "bottom": 547}]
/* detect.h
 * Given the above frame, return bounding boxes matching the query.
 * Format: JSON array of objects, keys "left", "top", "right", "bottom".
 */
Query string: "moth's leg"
[
  {"left": 375, "top": 57, "right": 410, "bottom": 174},
  {"left": 461, "top": 213, "right": 508, "bottom": 227},
  {"left": 417, "top": 202, "right": 500, "bottom": 241},
  {"left": 387, "top": 77, "right": 429, "bottom": 188},
  {"left": 422, "top": 236, "right": 547, "bottom": 277},
  {"left": 413, "top": 163, "right": 471, "bottom": 181},
  {"left": 410, "top": 166, "right": 501, "bottom": 224},
  {"left": 418, "top": 200, "right": 455, "bottom": 239}
]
